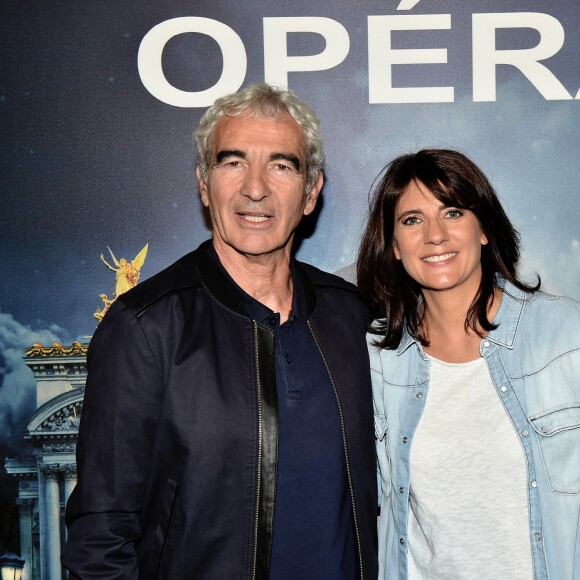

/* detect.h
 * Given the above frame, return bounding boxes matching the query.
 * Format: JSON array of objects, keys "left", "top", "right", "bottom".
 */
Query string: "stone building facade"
[{"left": 5, "top": 341, "right": 88, "bottom": 580}]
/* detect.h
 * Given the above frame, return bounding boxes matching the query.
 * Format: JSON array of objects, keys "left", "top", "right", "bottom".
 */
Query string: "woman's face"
[{"left": 393, "top": 180, "right": 488, "bottom": 295}]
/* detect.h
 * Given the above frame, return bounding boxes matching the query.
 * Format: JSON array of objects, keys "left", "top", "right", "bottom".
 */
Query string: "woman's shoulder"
[
  {"left": 523, "top": 287, "right": 580, "bottom": 320},
  {"left": 501, "top": 279, "right": 580, "bottom": 316},
  {"left": 366, "top": 323, "right": 420, "bottom": 374},
  {"left": 501, "top": 284, "right": 580, "bottom": 349}
]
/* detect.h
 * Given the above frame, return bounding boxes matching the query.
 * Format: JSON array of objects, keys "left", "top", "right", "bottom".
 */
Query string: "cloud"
[
  {"left": 0, "top": 312, "right": 68, "bottom": 453},
  {"left": 520, "top": 237, "right": 580, "bottom": 299}
]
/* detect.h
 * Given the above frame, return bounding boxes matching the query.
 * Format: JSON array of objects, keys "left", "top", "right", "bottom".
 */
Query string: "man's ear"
[
  {"left": 196, "top": 165, "right": 209, "bottom": 207},
  {"left": 303, "top": 171, "right": 324, "bottom": 216}
]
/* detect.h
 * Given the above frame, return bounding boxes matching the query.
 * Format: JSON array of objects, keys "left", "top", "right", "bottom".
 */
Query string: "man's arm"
[{"left": 61, "top": 300, "right": 164, "bottom": 578}]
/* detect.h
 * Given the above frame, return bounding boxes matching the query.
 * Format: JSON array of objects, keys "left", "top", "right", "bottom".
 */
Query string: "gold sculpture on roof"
[
  {"left": 94, "top": 244, "right": 149, "bottom": 321},
  {"left": 26, "top": 341, "right": 89, "bottom": 357}
]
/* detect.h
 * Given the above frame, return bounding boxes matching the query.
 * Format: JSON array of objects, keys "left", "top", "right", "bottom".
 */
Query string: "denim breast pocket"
[{"left": 529, "top": 403, "right": 580, "bottom": 494}]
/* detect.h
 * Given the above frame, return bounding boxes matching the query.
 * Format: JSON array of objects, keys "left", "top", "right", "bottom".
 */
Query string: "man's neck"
[{"left": 213, "top": 241, "right": 294, "bottom": 321}]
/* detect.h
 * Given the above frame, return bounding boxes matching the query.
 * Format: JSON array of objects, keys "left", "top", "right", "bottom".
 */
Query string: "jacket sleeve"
[{"left": 61, "top": 299, "right": 164, "bottom": 578}]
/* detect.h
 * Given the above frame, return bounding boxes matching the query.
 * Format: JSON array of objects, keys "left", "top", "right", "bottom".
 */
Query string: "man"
[{"left": 62, "top": 83, "right": 377, "bottom": 579}]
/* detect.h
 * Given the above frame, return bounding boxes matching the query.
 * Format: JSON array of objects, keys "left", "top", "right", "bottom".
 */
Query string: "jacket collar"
[{"left": 195, "top": 240, "right": 318, "bottom": 319}]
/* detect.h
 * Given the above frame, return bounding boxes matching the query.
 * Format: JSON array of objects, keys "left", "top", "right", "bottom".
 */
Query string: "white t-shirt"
[{"left": 407, "top": 355, "right": 534, "bottom": 580}]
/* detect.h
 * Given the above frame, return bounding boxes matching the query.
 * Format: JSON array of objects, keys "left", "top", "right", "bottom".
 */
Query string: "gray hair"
[{"left": 195, "top": 83, "right": 324, "bottom": 192}]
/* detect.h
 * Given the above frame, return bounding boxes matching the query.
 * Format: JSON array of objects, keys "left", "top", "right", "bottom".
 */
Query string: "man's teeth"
[
  {"left": 242, "top": 215, "right": 269, "bottom": 223},
  {"left": 422, "top": 252, "right": 457, "bottom": 263}
]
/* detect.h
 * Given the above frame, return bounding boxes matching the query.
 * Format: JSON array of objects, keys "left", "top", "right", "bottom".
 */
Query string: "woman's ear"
[{"left": 393, "top": 239, "right": 401, "bottom": 260}]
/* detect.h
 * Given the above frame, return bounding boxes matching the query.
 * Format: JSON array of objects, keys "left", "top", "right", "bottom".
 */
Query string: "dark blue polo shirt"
[{"left": 208, "top": 246, "right": 356, "bottom": 579}]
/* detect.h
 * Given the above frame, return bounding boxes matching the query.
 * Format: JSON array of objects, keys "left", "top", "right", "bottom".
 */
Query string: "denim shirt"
[{"left": 369, "top": 280, "right": 580, "bottom": 579}]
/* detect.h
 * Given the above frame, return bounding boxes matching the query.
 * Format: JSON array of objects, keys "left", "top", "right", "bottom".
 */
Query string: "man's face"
[{"left": 197, "top": 112, "right": 322, "bottom": 264}]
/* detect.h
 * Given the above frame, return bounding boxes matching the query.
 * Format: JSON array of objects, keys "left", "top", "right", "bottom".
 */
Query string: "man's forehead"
[{"left": 210, "top": 112, "right": 306, "bottom": 155}]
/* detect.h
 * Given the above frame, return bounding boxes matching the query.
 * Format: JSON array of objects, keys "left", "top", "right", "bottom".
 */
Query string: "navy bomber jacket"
[{"left": 62, "top": 240, "right": 378, "bottom": 580}]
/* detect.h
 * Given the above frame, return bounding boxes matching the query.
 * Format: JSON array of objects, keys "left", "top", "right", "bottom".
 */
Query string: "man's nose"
[{"left": 242, "top": 166, "right": 270, "bottom": 201}]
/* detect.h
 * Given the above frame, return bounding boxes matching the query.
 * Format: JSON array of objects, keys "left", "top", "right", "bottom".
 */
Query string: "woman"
[{"left": 357, "top": 149, "right": 580, "bottom": 579}]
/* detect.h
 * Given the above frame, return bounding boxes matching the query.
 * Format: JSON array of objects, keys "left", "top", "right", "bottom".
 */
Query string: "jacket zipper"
[
  {"left": 251, "top": 322, "right": 262, "bottom": 580},
  {"left": 308, "top": 321, "right": 365, "bottom": 580}
]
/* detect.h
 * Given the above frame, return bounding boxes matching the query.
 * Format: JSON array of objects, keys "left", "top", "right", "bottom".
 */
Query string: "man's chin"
[{"left": 213, "top": 237, "right": 294, "bottom": 262}]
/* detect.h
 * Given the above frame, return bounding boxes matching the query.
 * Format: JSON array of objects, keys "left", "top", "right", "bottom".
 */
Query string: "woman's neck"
[{"left": 421, "top": 285, "right": 502, "bottom": 363}]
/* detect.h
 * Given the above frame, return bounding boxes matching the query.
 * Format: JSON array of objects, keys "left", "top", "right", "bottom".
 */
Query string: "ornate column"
[
  {"left": 42, "top": 465, "right": 62, "bottom": 580},
  {"left": 63, "top": 465, "right": 77, "bottom": 542},
  {"left": 37, "top": 467, "right": 47, "bottom": 580},
  {"left": 17, "top": 498, "right": 34, "bottom": 580},
  {"left": 63, "top": 465, "right": 77, "bottom": 506}
]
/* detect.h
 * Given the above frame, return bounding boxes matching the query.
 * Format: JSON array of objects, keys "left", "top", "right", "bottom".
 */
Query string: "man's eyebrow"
[
  {"left": 269, "top": 153, "right": 301, "bottom": 171},
  {"left": 215, "top": 150, "right": 246, "bottom": 163}
]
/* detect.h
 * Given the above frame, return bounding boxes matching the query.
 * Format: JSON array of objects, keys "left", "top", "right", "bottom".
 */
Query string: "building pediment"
[{"left": 27, "top": 389, "right": 84, "bottom": 436}]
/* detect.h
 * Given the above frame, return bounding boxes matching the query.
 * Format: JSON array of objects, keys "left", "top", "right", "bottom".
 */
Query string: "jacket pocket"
[
  {"left": 150, "top": 478, "right": 180, "bottom": 579},
  {"left": 528, "top": 403, "right": 580, "bottom": 494}
]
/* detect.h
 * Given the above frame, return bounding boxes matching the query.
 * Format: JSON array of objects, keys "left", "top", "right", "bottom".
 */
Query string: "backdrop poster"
[{"left": 2, "top": 0, "right": 579, "bottom": 557}]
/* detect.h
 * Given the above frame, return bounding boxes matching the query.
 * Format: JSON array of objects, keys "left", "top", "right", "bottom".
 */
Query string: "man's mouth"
[
  {"left": 422, "top": 252, "right": 457, "bottom": 263},
  {"left": 238, "top": 212, "right": 272, "bottom": 223}
]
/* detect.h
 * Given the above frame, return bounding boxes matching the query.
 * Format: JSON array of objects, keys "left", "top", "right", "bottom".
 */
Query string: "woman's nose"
[{"left": 424, "top": 218, "right": 448, "bottom": 244}]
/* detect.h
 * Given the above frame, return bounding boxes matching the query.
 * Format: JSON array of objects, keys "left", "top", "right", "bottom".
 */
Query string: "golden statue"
[
  {"left": 94, "top": 244, "right": 148, "bottom": 321},
  {"left": 94, "top": 294, "right": 114, "bottom": 322}
]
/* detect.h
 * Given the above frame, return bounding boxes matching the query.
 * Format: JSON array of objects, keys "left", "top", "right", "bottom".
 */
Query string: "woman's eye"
[
  {"left": 402, "top": 216, "right": 420, "bottom": 225},
  {"left": 446, "top": 209, "right": 463, "bottom": 218}
]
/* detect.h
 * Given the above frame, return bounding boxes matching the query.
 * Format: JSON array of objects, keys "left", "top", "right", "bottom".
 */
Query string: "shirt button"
[
  {"left": 402, "top": 436, "right": 408, "bottom": 444},
  {"left": 521, "top": 429, "right": 529, "bottom": 437},
  {"left": 541, "top": 426, "right": 548, "bottom": 434},
  {"left": 483, "top": 340, "right": 490, "bottom": 348},
  {"left": 533, "top": 532, "right": 542, "bottom": 541},
  {"left": 416, "top": 392, "right": 423, "bottom": 399},
  {"left": 531, "top": 480, "right": 537, "bottom": 488},
  {"left": 268, "top": 316, "right": 277, "bottom": 325},
  {"left": 400, "top": 538, "right": 405, "bottom": 545},
  {"left": 399, "top": 487, "right": 404, "bottom": 494},
  {"left": 285, "top": 354, "right": 291, "bottom": 364},
  {"left": 500, "top": 385, "right": 508, "bottom": 393}
]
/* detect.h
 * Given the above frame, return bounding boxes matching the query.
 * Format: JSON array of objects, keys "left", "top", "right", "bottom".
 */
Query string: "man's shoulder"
[
  {"left": 296, "top": 261, "right": 359, "bottom": 295},
  {"left": 296, "top": 261, "right": 368, "bottom": 320},
  {"left": 116, "top": 246, "right": 205, "bottom": 316}
]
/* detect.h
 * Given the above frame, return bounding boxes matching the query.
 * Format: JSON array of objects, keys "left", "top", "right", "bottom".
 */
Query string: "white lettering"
[
  {"left": 137, "top": 12, "right": 578, "bottom": 107},
  {"left": 137, "top": 17, "right": 247, "bottom": 107},
  {"left": 368, "top": 14, "right": 453, "bottom": 104},
  {"left": 472, "top": 12, "right": 572, "bottom": 101},
  {"left": 263, "top": 17, "right": 350, "bottom": 88},
  {"left": 397, "top": 0, "right": 424, "bottom": 10}
]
